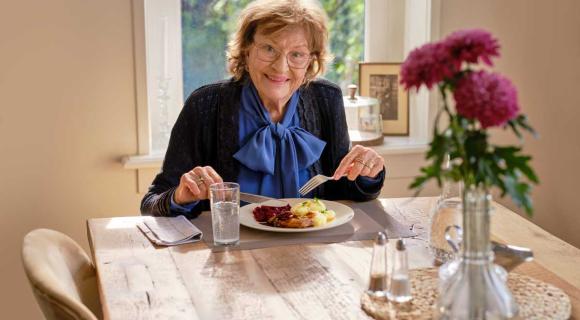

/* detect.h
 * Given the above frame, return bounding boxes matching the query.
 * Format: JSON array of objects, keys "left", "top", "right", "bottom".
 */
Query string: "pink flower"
[
  {"left": 400, "top": 42, "right": 456, "bottom": 90},
  {"left": 400, "top": 29, "right": 500, "bottom": 91},
  {"left": 453, "top": 71, "right": 519, "bottom": 128},
  {"left": 444, "top": 29, "right": 500, "bottom": 67}
]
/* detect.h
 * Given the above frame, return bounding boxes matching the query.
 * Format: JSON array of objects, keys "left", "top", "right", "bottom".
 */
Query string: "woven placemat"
[{"left": 361, "top": 268, "right": 571, "bottom": 320}]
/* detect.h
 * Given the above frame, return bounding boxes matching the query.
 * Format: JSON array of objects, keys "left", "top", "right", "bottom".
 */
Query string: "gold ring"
[
  {"left": 355, "top": 158, "right": 371, "bottom": 169},
  {"left": 355, "top": 158, "right": 372, "bottom": 169}
]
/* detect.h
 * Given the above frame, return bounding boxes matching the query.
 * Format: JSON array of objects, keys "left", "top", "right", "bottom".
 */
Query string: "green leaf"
[
  {"left": 504, "top": 174, "right": 534, "bottom": 216},
  {"left": 516, "top": 115, "right": 538, "bottom": 138},
  {"left": 409, "top": 175, "right": 428, "bottom": 190},
  {"left": 464, "top": 131, "right": 488, "bottom": 160},
  {"left": 494, "top": 146, "right": 539, "bottom": 184},
  {"left": 515, "top": 158, "right": 539, "bottom": 183},
  {"left": 507, "top": 120, "right": 523, "bottom": 140}
]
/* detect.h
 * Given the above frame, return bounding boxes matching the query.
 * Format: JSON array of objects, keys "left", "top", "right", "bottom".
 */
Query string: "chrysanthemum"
[
  {"left": 400, "top": 42, "right": 456, "bottom": 90},
  {"left": 444, "top": 29, "right": 500, "bottom": 67},
  {"left": 453, "top": 71, "right": 519, "bottom": 128}
]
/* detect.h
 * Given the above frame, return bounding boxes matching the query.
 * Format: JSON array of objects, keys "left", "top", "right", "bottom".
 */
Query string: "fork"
[{"left": 298, "top": 174, "right": 335, "bottom": 195}]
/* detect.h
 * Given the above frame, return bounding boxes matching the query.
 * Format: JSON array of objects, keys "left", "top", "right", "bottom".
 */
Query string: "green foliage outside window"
[{"left": 181, "top": 0, "right": 364, "bottom": 99}]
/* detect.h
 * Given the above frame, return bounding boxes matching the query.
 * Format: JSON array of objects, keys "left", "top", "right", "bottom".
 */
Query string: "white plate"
[{"left": 239, "top": 198, "right": 354, "bottom": 233}]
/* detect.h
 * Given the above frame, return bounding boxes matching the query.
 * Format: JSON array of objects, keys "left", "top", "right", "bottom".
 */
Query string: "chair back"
[{"left": 22, "top": 228, "right": 102, "bottom": 320}]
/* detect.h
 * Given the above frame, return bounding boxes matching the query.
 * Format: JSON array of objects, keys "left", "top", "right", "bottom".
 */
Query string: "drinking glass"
[
  {"left": 210, "top": 182, "right": 240, "bottom": 246},
  {"left": 429, "top": 154, "right": 463, "bottom": 264},
  {"left": 429, "top": 197, "right": 462, "bottom": 264}
]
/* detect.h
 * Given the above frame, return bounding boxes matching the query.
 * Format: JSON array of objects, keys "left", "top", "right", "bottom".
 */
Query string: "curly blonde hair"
[{"left": 227, "top": 0, "right": 330, "bottom": 84}]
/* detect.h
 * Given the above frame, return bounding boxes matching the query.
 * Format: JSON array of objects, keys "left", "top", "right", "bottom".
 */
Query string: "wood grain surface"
[{"left": 87, "top": 197, "right": 580, "bottom": 320}]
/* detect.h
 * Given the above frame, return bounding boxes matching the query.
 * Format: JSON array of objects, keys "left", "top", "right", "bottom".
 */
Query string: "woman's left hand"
[{"left": 333, "top": 145, "right": 385, "bottom": 181}]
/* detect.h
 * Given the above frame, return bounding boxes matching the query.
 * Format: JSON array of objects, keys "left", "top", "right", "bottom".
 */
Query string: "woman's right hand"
[{"left": 173, "top": 166, "right": 223, "bottom": 205}]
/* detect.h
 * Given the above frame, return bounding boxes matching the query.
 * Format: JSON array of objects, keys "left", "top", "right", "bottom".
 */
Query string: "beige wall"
[
  {"left": 0, "top": 1, "right": 141, "bottom": 318},
  {"left": 439, "top": 0, "right": 580, "bottom": 247},
  {"left": 1, "top": 0, "right": 579, "bottom": 318}
]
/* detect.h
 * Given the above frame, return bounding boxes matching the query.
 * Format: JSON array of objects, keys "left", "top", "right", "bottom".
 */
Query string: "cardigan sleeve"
[
  {"left": 140, "top": 85, "right": 218, "bottom": 218},
  {"left": 311, "top": 80, "right": 385, "bottom": 201}
]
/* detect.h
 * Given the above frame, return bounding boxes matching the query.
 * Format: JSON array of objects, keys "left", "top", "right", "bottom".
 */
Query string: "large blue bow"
[{"left": 234, "top": 82, "right": 326, "bottom": 198}]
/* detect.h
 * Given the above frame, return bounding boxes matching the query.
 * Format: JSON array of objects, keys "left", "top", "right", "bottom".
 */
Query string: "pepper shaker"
[
  {"left": 387, "top": 238, "right": 412, "bottom": 303},
  {"left": 367, "top": 232, "right": 388, "bottom": 297}
]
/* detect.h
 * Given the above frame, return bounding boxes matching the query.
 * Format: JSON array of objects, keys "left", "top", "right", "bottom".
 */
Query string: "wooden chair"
[{"left": 22, "top": 229, "right": 102, "bottom": 320}]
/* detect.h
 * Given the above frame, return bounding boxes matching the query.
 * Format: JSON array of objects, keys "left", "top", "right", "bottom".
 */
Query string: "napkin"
[{"left": 137, "top": 215, "right": 203, "bottom": 246}]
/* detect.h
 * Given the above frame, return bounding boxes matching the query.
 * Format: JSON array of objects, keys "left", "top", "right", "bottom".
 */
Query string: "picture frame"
[{"left": 358, "top": 62, "right": 409, "bottom": 136}]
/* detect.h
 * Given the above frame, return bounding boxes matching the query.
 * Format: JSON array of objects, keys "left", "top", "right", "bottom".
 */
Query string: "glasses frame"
[{"left": 252, "top": 42, "right": 313, "bottom": 69}]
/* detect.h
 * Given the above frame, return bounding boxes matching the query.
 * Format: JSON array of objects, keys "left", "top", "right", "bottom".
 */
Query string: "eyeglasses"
[{"left": 253, "top": 43, "right": 312, "bottom": 69}]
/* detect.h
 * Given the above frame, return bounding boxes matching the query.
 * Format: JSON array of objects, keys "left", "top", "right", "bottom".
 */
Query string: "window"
[
  {"left": 128, "top": 0, "right": 439, "bottom": 166},
  {"left": 181, "top": 0, "right": 364, "bottom": 99}
]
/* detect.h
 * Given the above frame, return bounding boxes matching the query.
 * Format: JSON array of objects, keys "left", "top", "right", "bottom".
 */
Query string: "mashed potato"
[
  {"left": 311, "top": 211, "right": 327, "bottom": 226},
  {"left": 291, "top": 198, "right": 326, "bottom": 216},
  {"left": 290, "top": 199, "right": 335, "bottom": 226},
  {"left": 322, "top": 209, "right": 336, "bottom": 222}
]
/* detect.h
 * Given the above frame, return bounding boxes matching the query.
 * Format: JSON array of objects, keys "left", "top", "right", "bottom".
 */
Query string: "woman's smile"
[{"left": 265, "top": 74, "right": 290, "bottom": 85}]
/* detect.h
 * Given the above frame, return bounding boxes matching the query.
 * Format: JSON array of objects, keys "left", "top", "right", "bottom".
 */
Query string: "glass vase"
[{"left": 435, "top": 185, "right": 519, "bottom": 319}]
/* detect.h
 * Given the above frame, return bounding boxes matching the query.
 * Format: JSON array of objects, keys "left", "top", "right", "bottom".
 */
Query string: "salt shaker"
[
  {"left": 387, "top": 238, "right": 412, "bottom": 303},
  {"left": 367, "top": 232, "right": 388, "bottom": 297}
]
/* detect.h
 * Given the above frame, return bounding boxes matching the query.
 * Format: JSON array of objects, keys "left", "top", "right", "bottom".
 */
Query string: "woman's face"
[{"left": 246, "top": 26, "right": 310, "bottom": 109}]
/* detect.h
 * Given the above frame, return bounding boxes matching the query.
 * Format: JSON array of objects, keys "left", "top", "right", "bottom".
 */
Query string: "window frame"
[{"left": 125, "top": 0, "right": 441, "bottom": 174}]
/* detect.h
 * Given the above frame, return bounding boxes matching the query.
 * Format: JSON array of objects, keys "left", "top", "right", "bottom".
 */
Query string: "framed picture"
[{"left": 359, "top": 62, "right": 409, "bottom": 136}]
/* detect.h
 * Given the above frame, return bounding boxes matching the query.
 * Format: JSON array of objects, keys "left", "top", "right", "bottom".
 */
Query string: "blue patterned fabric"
[{"left": 234, "top": 82, "right": 326, "bottom": 198}]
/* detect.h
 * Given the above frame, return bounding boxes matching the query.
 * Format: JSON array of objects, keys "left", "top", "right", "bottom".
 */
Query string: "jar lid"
[
  {"left": 343, "top": 83, "right": 379, "bottom": 108},
  {"left": 343, "top": 96, "right": 379, "bottom": 108}
]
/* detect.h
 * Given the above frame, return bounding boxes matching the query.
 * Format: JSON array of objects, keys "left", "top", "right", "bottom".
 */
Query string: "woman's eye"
[
  {"left": 291, "top": 52, "right": 306, "bottom": 59},
  {"left": 264, "top": 45, "right": 275, "bottom": 53}
]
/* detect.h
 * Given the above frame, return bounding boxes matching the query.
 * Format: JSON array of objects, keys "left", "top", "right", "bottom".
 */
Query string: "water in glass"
[{"left": 211, "top": 201, "right": 239, "bottom": 246}]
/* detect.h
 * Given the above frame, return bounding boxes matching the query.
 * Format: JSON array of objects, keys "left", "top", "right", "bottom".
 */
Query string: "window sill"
[
  {"left": 371, "top": 137, "right": 428, "bottom": 156},
  {"left": 122, "top": 154, "right": 164, "bottom": 169},
  {"left": 122, "top": 137, "right": 428, "bottom": 170}
]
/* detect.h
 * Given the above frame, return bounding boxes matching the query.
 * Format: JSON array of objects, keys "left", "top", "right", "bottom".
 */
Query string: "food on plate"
[{"left": 252, "top": 199, "right": 336, "bottom": 228}]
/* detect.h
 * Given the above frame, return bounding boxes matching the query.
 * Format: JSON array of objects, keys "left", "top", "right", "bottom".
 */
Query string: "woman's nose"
[{"left": 270, "top": 53, "right": 290, "bottom": 72}]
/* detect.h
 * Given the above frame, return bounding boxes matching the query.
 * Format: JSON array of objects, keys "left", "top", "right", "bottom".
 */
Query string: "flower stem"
[{"left": 439, "top": 84, "right": 474, "bottom": 187}]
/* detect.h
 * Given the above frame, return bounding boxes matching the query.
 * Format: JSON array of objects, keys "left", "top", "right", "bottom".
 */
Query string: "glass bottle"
[
  {"left": 387, "top": 239, "right": 411, "bottom": 303},
  {"left": 429, "top": 155, "right": 463, "bottom": 265},
  {"left": 367, "top": 232, "right": 388, "bottom": 297},
  {"left": 435, "top": 185, "right": 519, "bottom": 319}
]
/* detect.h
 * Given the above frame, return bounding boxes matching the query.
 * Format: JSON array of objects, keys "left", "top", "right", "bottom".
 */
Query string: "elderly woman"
[{"left": 142, "top": 0, "right": 386, "bottom": 218}]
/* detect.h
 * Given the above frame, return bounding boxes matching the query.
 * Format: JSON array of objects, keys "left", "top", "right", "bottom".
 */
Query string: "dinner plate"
[{"left": 239, "top": 198, "right": 355, "bottom": 233}]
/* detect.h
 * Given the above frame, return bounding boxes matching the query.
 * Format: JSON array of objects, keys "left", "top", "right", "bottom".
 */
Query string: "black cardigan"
[{"left": 141, "top": 77, "right": 385, "bottom": 218}]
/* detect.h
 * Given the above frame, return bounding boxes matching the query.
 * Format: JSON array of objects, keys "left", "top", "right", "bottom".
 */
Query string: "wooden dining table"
[{"left": 87, "top": 197, "right": 580, "bottom": 319}]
